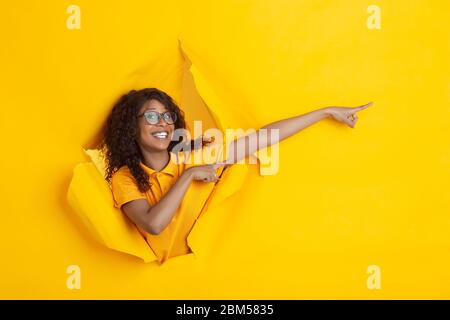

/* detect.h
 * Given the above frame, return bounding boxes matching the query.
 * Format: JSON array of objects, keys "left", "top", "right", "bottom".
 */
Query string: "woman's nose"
[{"left": 155, "top": 117, "right": 166, "bottom": 126}]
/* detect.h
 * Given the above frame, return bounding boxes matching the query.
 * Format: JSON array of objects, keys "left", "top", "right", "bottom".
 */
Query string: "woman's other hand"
[{"left": 185, "top": 164, "right": 222, "bottom": 183}]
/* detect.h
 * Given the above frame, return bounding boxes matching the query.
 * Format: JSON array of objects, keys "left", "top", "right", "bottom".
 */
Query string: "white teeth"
[{"left": 151, "top": 131, "right": 168, "bottom": 139}]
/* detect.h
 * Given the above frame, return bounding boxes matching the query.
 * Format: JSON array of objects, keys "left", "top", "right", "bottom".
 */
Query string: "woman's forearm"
[
  {"left": 146, "top": 170, "right": 194, "bottom": 233},
  {"left": 225, "top": 107, "right": 331, "bottom": 164},
  {"left": 260, "top": 107, "right": 331, "bottom": 142}
]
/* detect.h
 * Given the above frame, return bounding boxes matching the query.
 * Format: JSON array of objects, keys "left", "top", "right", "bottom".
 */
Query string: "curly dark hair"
[{"left": 100, "top": 88, "right": 197, "bottom": 193}]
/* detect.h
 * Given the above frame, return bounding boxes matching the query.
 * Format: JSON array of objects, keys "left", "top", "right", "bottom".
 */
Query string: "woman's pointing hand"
[{"left": 326, "top": 101, "right": 374, "bottom": 128}]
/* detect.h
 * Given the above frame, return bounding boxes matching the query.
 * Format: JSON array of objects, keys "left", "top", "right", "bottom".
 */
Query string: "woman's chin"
[
  {"left": 149, "top": 141, "right": 171, "bottom": 151},
  {"left": 140, "top": 137, "right": 171, "bottom": 152}
]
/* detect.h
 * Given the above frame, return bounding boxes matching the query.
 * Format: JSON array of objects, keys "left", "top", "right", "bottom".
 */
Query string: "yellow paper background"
[{"left": 1, "top": 0, "right": 449, "bottom": 298}]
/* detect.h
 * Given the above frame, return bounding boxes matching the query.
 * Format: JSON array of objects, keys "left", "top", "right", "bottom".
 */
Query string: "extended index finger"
[
  {"left": 212, "top": 162, "right": 226, "bottom": 170},
  {"left": 355, "top": 101, "right": 374, "bottom": 112}
]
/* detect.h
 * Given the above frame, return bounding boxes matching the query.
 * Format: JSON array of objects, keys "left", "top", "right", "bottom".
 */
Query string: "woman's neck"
[{"left": 141, "top": 149, "right": 170, "bottom": 172}]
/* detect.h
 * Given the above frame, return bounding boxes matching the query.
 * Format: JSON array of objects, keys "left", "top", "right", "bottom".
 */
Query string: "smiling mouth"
[{"left": 151, "top": 131, "right": 169, "bottom": 139}]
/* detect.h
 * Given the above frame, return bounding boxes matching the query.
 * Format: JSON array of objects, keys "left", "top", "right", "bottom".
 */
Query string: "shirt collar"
[{"left": 139, "top": 152, "right": 178, "bottom": 177}]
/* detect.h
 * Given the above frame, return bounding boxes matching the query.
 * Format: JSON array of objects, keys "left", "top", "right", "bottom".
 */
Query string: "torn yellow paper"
[{"left": 67, "top": 162, "right": 157, "bottom": 263}]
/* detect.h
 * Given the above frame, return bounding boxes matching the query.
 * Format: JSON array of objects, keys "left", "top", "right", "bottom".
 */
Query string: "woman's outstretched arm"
[{"left": 220, "top": 102, "right": 373, "bottom": 166}]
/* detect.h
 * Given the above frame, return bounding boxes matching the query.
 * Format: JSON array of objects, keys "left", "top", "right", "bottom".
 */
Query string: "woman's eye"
[{"left": 147, "top": 113, "right": 158, "bottom": 120}]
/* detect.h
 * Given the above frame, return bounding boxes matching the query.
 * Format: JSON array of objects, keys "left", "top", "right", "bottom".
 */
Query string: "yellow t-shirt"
[{"left": 111, "top": 141, "right": 227, "bottom": 263}]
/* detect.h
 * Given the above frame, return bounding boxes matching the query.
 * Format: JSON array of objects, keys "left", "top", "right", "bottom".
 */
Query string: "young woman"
[{"left": 101, "top": 88, "right": 373, "bottom": 241}]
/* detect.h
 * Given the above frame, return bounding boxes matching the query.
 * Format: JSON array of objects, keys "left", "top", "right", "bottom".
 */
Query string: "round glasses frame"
[{"left": 137, "top": 111, "right": 177, "bottom": 125}]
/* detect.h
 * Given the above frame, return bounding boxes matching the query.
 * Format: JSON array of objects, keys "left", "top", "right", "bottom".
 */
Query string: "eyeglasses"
[{"left": 137, "top": 111, "right": 177, "bottom": 125}]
